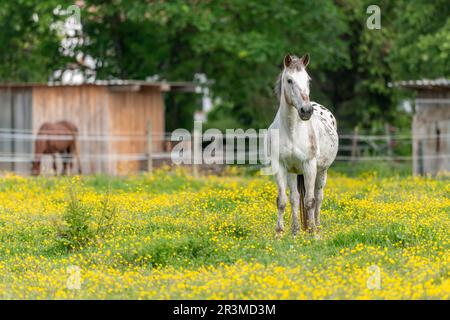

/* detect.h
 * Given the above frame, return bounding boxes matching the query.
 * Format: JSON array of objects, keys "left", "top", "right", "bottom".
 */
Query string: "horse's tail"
[{"left": 297, "top": 174, "right": 308, "bottom": 231}]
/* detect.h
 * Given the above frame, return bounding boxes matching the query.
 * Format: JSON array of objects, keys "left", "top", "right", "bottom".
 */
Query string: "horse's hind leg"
[
  {"left": 287, "top": 173, "right": 300, "bottom": 235},
  {"left": 314, "top": 170, "right": 328, "bottom": 227},
  {"left": 275, "top": 167, "right": 288, "bottom": 234}
]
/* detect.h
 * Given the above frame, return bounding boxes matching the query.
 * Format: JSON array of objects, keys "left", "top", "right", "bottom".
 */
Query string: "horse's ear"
[
  {"left": 283, "top": 54, "right": 293, "bottom": 68},
  {"left": 300, "top": 53, "right": 310, "bottom": 68}
]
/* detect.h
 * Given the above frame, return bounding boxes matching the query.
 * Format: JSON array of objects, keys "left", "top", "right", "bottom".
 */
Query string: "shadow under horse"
[{"left": 31, "top": 120, "right": 82, "bottom": 176}]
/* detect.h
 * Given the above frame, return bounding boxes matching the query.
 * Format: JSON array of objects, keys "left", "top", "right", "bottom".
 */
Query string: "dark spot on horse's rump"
[
  {"left": 320, "top": 111, "right": 323, "bottom": 115},
  {"left": 320, "top": 106, "right": 326, "bottom": 110},
  {"left": 332, "top": 121, "right": 334, "bottom": 126}
]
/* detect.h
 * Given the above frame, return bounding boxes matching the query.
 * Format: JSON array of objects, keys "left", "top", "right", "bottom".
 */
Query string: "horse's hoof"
[
  {"left": 305, "top": 227, "right": 321, "bottom": 240},
  {"left": 275, "top": 226, "right": 284, "bottom": 234}
]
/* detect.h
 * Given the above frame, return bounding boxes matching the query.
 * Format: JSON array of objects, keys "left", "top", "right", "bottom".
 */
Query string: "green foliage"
[
  {"left": 57, "top": 190, "right": 93, "bottom": 250},
  {"left": 57, "top": 188, "right": 117, "bottom": 251},
  {"left": 0, "top": 0, "right": 447, "bottom": 131},
  {"left": 0, "top": 0, "right": 65, "bottom": 81},
  {"left": 390, "top": 0, "right": 450, "bottom": 79}
]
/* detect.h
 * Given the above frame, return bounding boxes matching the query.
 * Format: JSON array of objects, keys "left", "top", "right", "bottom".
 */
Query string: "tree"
[
  {"left": 390, "top": 0, "right": 450, "bottom": 80},
  {"left": 317, "top": 0, "right": 402, "bottom": 132},
  {"left": 0, "top": 0, "right": 63, "bottom": 82},
  {"left": 73, "top": 0, "right": 349, "bottom": 130},
  {"left": 0, "top": 0, "right": 447, "bottom": 132}
]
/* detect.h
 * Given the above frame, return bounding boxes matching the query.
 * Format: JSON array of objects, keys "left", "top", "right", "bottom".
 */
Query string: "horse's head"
[{"left": 281, "top": 53, "right": 312, "bottom": 120}]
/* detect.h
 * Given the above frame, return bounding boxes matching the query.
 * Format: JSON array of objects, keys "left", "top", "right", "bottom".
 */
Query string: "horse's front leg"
[
  {"left": 314, "top": 170, "right": 328, "bottom": 227},
  {"left": 275, "top": 167, "right": 288, "bottom": 234},
  {"left": 287, "top": 173, "right": 300, "bottom": 235},
  {"left": 303, "top": 159, "right": 317, "bottom": 232}
]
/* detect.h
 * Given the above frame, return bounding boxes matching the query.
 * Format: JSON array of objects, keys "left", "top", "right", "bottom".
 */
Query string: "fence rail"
[{"left": 0, "top": 128, "right": 448, "bottom": 175}]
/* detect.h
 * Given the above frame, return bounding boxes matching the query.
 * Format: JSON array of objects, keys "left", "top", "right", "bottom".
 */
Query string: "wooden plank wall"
[
  {"left": 108, "top": 86, "right": 165, "bottom": 175},
  {"left": 0, "top": 89, "right": 14, "bottom": 172},
  {"left": 434, "top": 119, "right": 450, "bottom": 174},
  {"left": 12, "top": 89, "right": 32, "bottom": 174},
  {"left": 0, "top": 85, "right": 165, "bottom": 176},
  {"left": 32, "top": 86, "right": 111, "bottom": 174},
  {"left": 413, "top": 90, "right": 450, "bottom": 175},
  {"left": 0, "top": 88, "right": 32, "bottom": 174}
]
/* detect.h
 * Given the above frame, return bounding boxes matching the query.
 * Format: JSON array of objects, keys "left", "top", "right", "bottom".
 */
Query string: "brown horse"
[{"left": 31, "top": 120, "right": 82, "bottom": 176}]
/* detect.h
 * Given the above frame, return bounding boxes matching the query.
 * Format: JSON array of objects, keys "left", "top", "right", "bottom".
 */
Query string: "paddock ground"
[{"left": 0, "top": 168, "right": 448, "bottom": 299}]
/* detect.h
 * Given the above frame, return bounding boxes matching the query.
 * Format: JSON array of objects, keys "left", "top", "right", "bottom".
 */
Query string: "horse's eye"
[{"left": 287, "top": 79, "right": 293, "bottom": 84}]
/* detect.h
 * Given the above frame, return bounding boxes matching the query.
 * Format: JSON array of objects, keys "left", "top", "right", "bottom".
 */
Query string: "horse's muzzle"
[{"left": 298, "top": 106, "right": 313, "bottom": 121}]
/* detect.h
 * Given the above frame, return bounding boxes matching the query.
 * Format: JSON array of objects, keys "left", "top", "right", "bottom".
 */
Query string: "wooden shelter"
[
  {"left": 0, "top": 80, "right": 197, "bottom": 175},
  {"left": 396, "top": 78, "right": 450, "bottom": 175}
]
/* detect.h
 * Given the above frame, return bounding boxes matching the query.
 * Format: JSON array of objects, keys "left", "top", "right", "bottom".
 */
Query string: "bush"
[{"left": 57, "top": 189, "right": 117, "bottom": 251}]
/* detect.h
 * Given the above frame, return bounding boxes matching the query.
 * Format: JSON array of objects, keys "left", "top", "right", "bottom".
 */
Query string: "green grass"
[{"left": 0, "top": 168, "right": 448, "bottom": 299}]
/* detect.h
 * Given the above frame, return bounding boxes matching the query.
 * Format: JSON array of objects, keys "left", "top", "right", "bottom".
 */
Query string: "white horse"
[{"left": 267, "top": 54, "right": 338, "bottom": 235}]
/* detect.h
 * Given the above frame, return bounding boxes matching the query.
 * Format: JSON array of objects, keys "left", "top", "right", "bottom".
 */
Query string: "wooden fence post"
[
  {"left": 351, "top": 126, "right": 359, "bottom": 161},
  {"left": 147, "top": 121, "right": 153, "bottom": 173},
  {"left": 385, "top": 123, "right": 392, "bottom": 158}
]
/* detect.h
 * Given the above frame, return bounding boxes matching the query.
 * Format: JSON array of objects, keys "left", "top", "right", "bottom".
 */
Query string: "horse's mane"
[{"left": 274, "top": 72, "right": 282, "bottom": 102}]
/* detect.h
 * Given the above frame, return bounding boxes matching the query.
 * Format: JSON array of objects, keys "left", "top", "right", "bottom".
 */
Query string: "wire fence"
[{"left": 0, "top": 128, "right": 448, "bottom": 175}]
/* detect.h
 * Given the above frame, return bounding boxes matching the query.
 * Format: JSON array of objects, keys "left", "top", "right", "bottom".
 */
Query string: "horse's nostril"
[{"left": 300, "top": 107, "right": 305, "bottom": 113}]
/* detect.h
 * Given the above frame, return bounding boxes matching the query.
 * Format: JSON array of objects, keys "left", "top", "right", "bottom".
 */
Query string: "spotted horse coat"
[{"left": 311, "top": 101, "right": 338, "bottom": 151}]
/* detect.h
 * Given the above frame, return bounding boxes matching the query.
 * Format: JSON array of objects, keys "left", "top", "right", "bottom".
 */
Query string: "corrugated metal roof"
[
  {"left": 389, "top": 78, "right": 450, "bottom": 90},
  {"left": 0, "top": 80, "right": 199, "bottom": 93}
]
